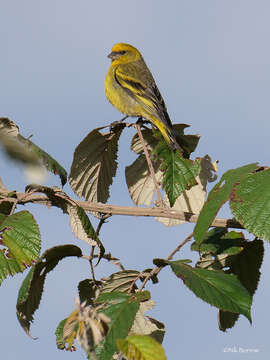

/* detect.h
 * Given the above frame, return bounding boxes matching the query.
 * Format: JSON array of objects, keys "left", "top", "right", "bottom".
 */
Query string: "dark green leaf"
[
  {"left": 219, "top": 239, "right": 264, "bottom": 331},
  {"left": 0, "top": 211, "right": 40, "bottom": 285},
  {"left": 16, "top": 244, "right": 82, "bottom": 336},
  {"left": 194, "top": 163, "right": 258, "bottom": 245}
]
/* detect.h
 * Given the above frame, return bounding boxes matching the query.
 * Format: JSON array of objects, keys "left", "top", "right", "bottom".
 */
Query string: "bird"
[{"left": 105, "top": 43, "right": 190, "bottom": 157}]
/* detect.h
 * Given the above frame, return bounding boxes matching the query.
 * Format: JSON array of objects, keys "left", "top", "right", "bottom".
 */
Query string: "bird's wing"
[{"left": 115, "top": 63, "right": 173, "bottom": 128}]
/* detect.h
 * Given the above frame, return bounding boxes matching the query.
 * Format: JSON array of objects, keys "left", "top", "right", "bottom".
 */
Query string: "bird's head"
[{"left": 107, "top": 43, "right": 141, "bottom": 65}]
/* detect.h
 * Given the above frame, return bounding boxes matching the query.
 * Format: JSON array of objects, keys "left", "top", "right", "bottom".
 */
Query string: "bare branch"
[{"left": 14, "top": 191, "right": 243, "bottom": 229}]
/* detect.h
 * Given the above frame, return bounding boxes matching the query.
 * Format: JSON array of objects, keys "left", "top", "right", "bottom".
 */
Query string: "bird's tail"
[{"left": 151, "top": 117, "right": 191, "bottom": 158}]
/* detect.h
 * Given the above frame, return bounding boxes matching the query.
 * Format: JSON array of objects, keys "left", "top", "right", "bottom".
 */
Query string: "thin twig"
[
  {"left": 167, "top": 232, "right": 194, "bottom": 260},
  {"left": 139, "top": 232, "right": 194, "bottom": 291},
  {"left": 96, "top": 214, "right": 111, "bottom": 236},
  {"left": 89, "top": 246, "right": 96, "bottom": 281},
  {"left": 135, "top": 123, "right": 163, "bottom": 206},
  {"left": 82, "top": 253, "right": 125, "bottom": 271}
]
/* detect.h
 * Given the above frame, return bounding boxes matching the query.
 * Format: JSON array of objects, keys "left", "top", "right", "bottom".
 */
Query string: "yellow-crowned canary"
[{"left": 105, "top": 43, "right": 189, "bottom": 156}]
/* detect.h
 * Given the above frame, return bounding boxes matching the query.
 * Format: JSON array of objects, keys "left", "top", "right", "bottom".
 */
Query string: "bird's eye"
[{"left": 118, "top": 50, "right": 126, "bottom": 55}]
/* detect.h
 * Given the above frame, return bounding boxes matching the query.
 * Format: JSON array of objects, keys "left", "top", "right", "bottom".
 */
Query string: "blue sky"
[{"left": 1, "top": 1, "right": 270, "bottom": 359}]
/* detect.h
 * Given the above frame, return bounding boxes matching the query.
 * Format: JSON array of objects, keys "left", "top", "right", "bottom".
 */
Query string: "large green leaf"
[
  {"left": 169, "top": 261, "right": 252, "bottom": 322},
  {"left": 69, "top": 125, "right": 124, "bottom": 202},
  {"left": 194, "top": 163, "right": 258, "bottom": 245},
  {"left": 230, "top": 168, "right": 270, "bottom": 241},
  {"left": 117, "top": 335, "right": 166, "bottom": 360},
  {"left": 153, "top": 139, "right": 201, "bottom": 207},
  {"left": 0, "top": 211, "right": 40, "bottom": 285},
  {"left": 95, "top": 292, "right": 147, "bottom": 360},
  {"left": 16, "top": 244, "right": 82, "bottom": 336}
]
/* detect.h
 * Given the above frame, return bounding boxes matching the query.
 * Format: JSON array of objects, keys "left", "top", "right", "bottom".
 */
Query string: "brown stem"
[
  {"left": 135, "top": 123, "right": 163, "bottom": 206},
  {"left": 89, "top": 246, "right": 96, "bottom": 281},
  {"left": 139, "top": 232, "right": 194, "bottom": 291}
]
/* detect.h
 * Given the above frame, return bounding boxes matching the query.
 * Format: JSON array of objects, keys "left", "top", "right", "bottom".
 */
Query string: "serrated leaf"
[
  {"left": 154, "top": 140, "right": 201, "bottom": 207},
  {"left": 16, "top": 244, "right": 82, "bottom": 337},
  {"left": 194, "top": 163, "right": 258, "bottom": 245},
  {"left": 117, "top": 335, "right": 166, "bottom": 360},
  {"left": 157, "top": 155, "right": 217, "bottom": 226},
  {"left": 95, "top": 292, "right": 142, "bottom": 360},
  {"left": 69, "top": 125, "right": 124, "bottom": 202},
  {"left": 67, "top": 205, "right": 105, "bottom": 262},
  {"left": 218, "top": 239, "right": 264, "bottom": 331},
  {"left": 101, "top": 270, "right": 140, "bottom": 293},
  {"left": 230, "top": 168, "right": 270, "bottom": 241},
  {"left": 0, "top": 211, "right": 40, "bottom": 285},
  {"left": 0, "top": 118, "right": 67, "bottom": 185},
  {"left": 169, "top": 260, "right": 252, "bottom": 322}
]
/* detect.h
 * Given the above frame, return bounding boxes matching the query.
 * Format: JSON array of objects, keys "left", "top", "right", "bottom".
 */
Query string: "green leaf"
[
  {"left": 154, "top": 140, "right": 201, "bottom": 207},
  {"left": 117, "top": 335, "right": 166, "bottom": 360},
  {"left": 95, "top": 292, "right": 142, "bottom": 360},
  {"left": 230, "top": 168, "right": 270, "bottom": 241},
  {"left": 16, "top": 244, "right": 82, "bottom": 337},
  {"left": 69, "top": 125, "right": 124, "bottom": 202},
  {"left": 0, "top": 211, "right": 40, "bottom": 285},
  {"left": 194, "top": 163, "right": 258, "bottom": 245},
  {"left": 169, "top": 260, "right": 252, "bottom": 322},
  {"left": 219, "top": 239, "right": 264, "bottom": 331}
]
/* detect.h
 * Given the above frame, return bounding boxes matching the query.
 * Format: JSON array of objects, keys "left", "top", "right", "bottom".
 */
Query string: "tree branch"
[{"left": 14, "top": 192, "right": 243, "bottom": 229}]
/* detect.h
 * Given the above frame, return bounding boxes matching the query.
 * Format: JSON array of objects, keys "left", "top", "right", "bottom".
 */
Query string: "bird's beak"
[{"left": 107, "top": 51, "right": 117, "bottom": 60}]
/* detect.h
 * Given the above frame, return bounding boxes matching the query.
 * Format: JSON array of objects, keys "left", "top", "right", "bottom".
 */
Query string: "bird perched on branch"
[{"left": 105, "top": 43, "right": 190, "bottom": 157}]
